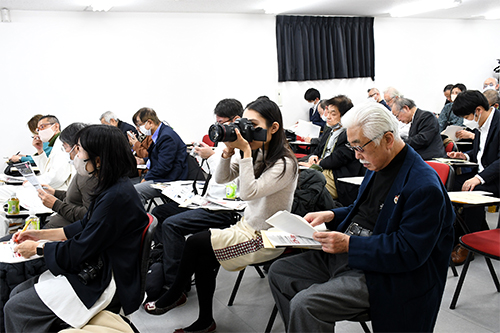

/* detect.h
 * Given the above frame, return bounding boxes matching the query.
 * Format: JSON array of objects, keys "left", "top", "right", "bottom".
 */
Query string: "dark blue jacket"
[
  {"left": 309, "top": 106, "right": 326, "bottom": 130},
  {"left": 328, "top": 146, "right": 454, "bottom": 332},
  {"left": 467, "top": 108, "right": 500, "bottom": 194},
  {"left": 44, "top": 178, "right": 148, "bottom": 315},
  {"left": 144, "top": 123, "right": 189, "bottom": 182}
]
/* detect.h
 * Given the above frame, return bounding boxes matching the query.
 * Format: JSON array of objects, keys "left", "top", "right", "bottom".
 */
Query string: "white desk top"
[
  {"left": 448, "top": 191, "right": 500, "bottom": 205},
  {"left": 338, "top": 176, "right": 364, "bottom": 186}
]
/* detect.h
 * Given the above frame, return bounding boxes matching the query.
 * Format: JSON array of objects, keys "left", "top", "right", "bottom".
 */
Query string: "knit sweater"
[{"left": 214, "top": 149, "right": 297, "bottom": 231}]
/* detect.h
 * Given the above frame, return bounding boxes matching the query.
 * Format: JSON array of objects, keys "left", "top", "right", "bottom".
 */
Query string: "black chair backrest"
[
  {"left": 140, "top": 214, "right": 158, "bottom": 301},
  {"left": 186, "top": 154, "right": 207, "bottom": 180}
]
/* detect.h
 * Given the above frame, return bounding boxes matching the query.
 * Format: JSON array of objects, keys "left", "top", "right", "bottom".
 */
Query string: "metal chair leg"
[
  {"left": 450, "top": 251, "right": 473, "bottom": 309},
  {"left": 228, "top": 268, "right": 246, "bottom": 306},
  {"left": 484, "top": 257, "right": 500, "bottom": 292},
  {"left": 265, "top": 304, "right": 278, "bottom": 333}
]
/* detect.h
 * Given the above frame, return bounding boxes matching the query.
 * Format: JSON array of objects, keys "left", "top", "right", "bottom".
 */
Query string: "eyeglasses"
[
  {"left": 37, "top": 123, "right": 54, "bottom": 132},
  {"left": 345, "top": 131, "right": 392, "bottom": 153}
]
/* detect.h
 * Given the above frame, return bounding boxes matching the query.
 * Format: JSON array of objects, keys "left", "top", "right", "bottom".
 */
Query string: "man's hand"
[
  {"left": 9, "top": 155, "right": 22, "bottom": 163},
  {"left": 299, "top": 155, "right": 321, "bottom": 168},
  {"left": 135, "top": 157, "right": 145, "bottom": 165},
  {"left": 456, "top": 130, "right": 475, "bottom": 140},
  {"left": 304, "top": 211, "right": 335, "bottom": 227},
  {"left": 14, "top": 240, "right": 38, "bottom": 258},
  {"left": 128, "top": 131, "right": 138, "bottom": 146},
  {"left": 447, "top": 151, "right": 466, "bottom": 160},
  {"left": 462, "top": 176, "right": 481, "bottom": 191},
  {"left": 38, "top": 189, "right": 57, "bottom": 209},
  {"left": 313, "top": 231, "right": 350, "bottom": 254},
  {"left": 195, "top": 142, "right": 215, "bottom": 160},
  {"left": 32, "top": 135, "right": 43, "bottom": 154},
  {"left": 304, "top": 137, "right": 312, "bottom": 143}
]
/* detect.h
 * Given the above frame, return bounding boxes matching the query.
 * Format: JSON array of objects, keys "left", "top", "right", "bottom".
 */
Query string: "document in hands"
[
  {"left": 261, "top": 210, "right": 328, "bottom": 249},
  {"left": 441, "top": 125, "right": 465, "bottom": 140}
]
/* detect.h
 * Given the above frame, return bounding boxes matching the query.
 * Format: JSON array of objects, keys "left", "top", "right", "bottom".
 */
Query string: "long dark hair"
[
  {"left": 75, "top": 125, "right": 136, "bottom": 198},
  {"left": 245, "top": 98, "right": 297, "bottom": 179}
]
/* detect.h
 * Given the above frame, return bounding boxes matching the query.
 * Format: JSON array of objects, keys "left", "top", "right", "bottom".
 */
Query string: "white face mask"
[
  {"left": 320, "top": 114, "right": 328, "bottom": 121},
  {"left": 463, "top": 112, "right": 481, "bottom": 130},
  {"left": 450, "top": 94, "right": 458, "bottom": 102},
  {"left": 74, "top": 156, "right": 93, "bottom": 177},
  {"left": 483, "top": 84, "right": 496, "bottom": 92},
  {"left": 38, "top": 125, "right": 55, "bottom": 143},
  {"left": 140, "top": 123, "right": 151, "bottom": 136}
]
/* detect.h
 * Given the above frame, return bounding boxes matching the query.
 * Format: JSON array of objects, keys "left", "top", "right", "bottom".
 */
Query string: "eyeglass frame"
[
  {"left": 36, "top": 122, "right": 55, "bottom": 132},
  {"left": 345, "top": 131, "right": 393, "bottom": 153}
]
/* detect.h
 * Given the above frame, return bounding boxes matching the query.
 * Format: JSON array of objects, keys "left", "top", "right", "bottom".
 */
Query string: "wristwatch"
[{"left": 36, "top": 243, "right": 44, "bottom": 256}]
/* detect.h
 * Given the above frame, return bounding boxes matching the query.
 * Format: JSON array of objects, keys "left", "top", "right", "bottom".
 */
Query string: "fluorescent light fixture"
[
  {"left": 390, "top": 0, "right": 461, "bottom": 17},
  {"left": 263, "top": 0, "right": 324, "bottom": 15},
  {"left": 483, "top": 8, "right": 500, "bottom": 19},
  {"left": 89, "top": 0, "right": 113, "bottom": 11}
]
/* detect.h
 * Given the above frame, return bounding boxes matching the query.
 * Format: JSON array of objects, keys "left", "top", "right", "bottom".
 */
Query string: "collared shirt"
[
  {"left": 322, "top": 127, "right": 345, "bottom": 159},
  {"left": 476, "top": 107, "right": 494, "bottom": 173},
  {"left": 146, "top": 122, "right": 163, "bottom": 170}
]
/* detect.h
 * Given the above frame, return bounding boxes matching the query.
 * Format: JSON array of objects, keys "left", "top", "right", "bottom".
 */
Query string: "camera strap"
[{"left": 192, "top": 158, "right": 211, "bottom": 197}]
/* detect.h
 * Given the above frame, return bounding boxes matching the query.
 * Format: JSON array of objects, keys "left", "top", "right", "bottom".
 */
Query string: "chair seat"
[{"left": 460, "top": 229, "right": 500, "bottom": 259}]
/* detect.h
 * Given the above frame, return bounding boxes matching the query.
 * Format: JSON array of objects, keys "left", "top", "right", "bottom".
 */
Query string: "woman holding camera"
[
  {"left": 5, "top": 125, "right": 148, "bottom": 332},
  {"left": 144, "top": 98, "right": 298, "bottom": 333}
]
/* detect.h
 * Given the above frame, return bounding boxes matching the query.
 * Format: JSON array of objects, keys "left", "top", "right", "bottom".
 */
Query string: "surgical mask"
[
  {"left": 451, "top": 94, "right": 458, "bottom": 102},
  {"left": 483, "top": 84, "right": 496, "bottom": 92},
  {"left": 38, "top": 125, "right": 55, "bottom": 143},
  {"left": 463, "top": 112, "right": 481, "bottom": 130},
  {"left": 74, "top": 156, "right": 92, "bottom": 177},
  {"left": 140, "top": 124, "right": 151, "bottom": 136},
  {"left": 321, "top": 114, "right": 328, "bottom": 121}
]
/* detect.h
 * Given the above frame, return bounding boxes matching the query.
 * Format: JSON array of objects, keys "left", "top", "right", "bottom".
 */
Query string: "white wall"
[{"left": 1, "top": 11, "right": 499, "bottom": 161}]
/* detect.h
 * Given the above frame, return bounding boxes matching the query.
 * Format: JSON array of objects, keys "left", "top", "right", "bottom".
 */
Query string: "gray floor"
[{"left": 130, "top": 212, "right": 500, "bottom": 333}]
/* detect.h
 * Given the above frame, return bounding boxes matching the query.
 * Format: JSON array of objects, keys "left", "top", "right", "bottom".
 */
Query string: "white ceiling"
[{"left": 0, "top": 0, "right": 499, "bottom": 19}]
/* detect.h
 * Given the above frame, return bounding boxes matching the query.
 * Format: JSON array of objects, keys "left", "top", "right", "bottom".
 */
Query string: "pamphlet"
[
  {"left": 13, "top": 162, "right": 42, "bottom": 190},
  {"left": 261, "top": 210, "right": 328, "bottom": 249},
  {"left": 0, "top": 240, "right": 42, "bottom": 263}
]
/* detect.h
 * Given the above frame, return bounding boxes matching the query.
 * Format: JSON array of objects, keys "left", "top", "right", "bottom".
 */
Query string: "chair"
[
  {"left": 425, "top": 161, "right": 455, "bottom": 191},
  {"left": 425, "top": 161, "right": 458, "bottom": 276},
  {"left": 140, "top": 213, "right": 158, "bottom": 301},
  {"left": 265, "top": 304, "right": 371, "bottom": 333},
  {"left": 449, "top": 228, "right": 500, "bottom": 309},
  {"left": 202, "top": 134, "right": 215, "bottom": 147},
  {"left": 444, "top": 140, "right": 457, "bottom": 153}
]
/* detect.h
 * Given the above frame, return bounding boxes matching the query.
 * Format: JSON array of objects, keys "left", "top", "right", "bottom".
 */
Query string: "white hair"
[
  {"left": 383, "top": 86, "right": 402, "bottom": 99},
  {"left": 342, "top": 101, "right": 401, "bottom": 145},
  {"left": 99, "top": 111, "right": 118, "bottom": 123}
]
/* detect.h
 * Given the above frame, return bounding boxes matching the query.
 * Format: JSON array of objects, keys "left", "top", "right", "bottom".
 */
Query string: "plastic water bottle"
[
  {"left": 24, "top": 211, "right": 40, "bottom": 230},
  {"left": 7, "top": 193, "right": 20, "bottom": 215}
]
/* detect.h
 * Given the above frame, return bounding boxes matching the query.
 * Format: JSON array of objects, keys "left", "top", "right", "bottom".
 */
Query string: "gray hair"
[
  {"left": 393, "top": 97, "right": 416, "bottom": 111},
  {"left": 342, "top": 101, "right": 401, "bottom": 146},
  {"left": 99, "top": 111, "right": 118, "bottom": 123},
  {"left": 484, "top": 89, "right": 500, "bottom": 105},
  {"left": 383, "top": 86, "right": 402, "bottom": 99}
]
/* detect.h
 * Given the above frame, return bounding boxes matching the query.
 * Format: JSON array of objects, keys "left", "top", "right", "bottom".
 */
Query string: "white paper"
[
  {"left": 441, "top": 125, "right": 465, "bottom": 140},
  {"left": 13, "top": 162, "right": 42, "bottom": 190},
  {"left": 16, "top": 185, "right": 52, "bottom": 213},
  {"left": 0, "top": 240, "right": 42, "bottom": 263},
  {"left": 265, "top": 210, "right": 326, "bottom": 239},
  {"left": 262, "top": 229, "right": 322, "bottom": 249},
  {"left": 287, "top": 120, "right": 321, "bottom": 139}
]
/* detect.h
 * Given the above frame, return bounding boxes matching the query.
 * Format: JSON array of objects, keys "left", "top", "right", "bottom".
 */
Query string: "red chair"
[
  {"left": 425, "top": 161, "right": 455, "bottom": 191},
  {"left": 444, "top": 140, "right": 457, "bottom": 153},
  {"left": 202, "top": 134, "right": 215, "bottom": 147},
  {"left": 450, "top": 229, "right": 500, "bottom": 309}
]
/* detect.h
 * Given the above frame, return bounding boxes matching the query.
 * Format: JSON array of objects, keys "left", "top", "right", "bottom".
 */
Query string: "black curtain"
[{"left": 276, "top": 16, "right": 375, "bottom": 82}]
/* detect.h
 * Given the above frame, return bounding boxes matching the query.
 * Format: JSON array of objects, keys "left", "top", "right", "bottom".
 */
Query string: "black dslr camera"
[
  {"left": 78, "top": 257, "right": 104, "bottom": 285},
  {"left": 208, "top": 118, "right": 267, "bottom": 143}
]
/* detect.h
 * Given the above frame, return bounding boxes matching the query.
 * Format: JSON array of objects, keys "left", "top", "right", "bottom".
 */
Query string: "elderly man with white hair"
[
  {"left": 99, "top": 110, "right": 138, "bottom": 139},
  {"left": 483, "top": 77, "right": 499, "bottom": 91},
  {"left": 268, "top": 102, "right": 454, "bottom": 333}
]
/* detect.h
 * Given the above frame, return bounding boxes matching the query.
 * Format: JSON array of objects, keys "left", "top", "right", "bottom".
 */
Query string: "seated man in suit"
[
  {"left": 392, "top": 97, "right": 446, "bottom": 160},
  {"left": 99, "top": 110, "right": 139, "bottom": 140},
  {"left": 133, "top": 108, "right": 189, "bottom": 204},
  {"left": 367, "top": 87, "right": 391, "bottom": 110},
  {"left": 269, "top": 103, "right": 454, "bottom": 333},
  {"left": 305, "top": 88, "right": 326, "bottom": 130},
  {"left": 300, "top": 95, "right": 365, "bottom": 206},
  {"left": 447, "top": 90, "right": 500, "bottom": 264}
]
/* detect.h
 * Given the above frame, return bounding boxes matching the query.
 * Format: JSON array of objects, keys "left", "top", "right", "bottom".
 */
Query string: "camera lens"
[{"left": 208, "top": 123, "right": 224, "bottom": 143}]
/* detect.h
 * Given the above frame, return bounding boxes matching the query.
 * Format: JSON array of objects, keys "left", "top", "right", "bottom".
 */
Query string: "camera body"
[
  {"left": 78, "top": 257, "right": 104, "bottom": 285},
  {"left": 208, "top": 118, "right": 267, "bottom": 144}
]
